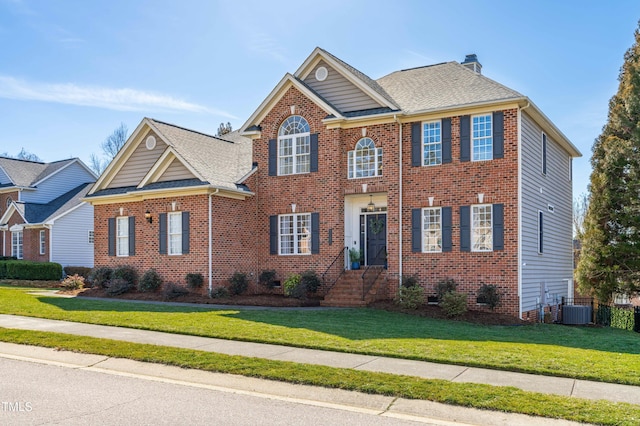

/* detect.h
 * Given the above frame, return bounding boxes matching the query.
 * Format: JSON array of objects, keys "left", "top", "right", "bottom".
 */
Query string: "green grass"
[
  {"left": 0, "top": 286, "right": 639, "bottom": 387},
  {"left": 1, "top": 328, "right": 638, "bottom": 426}
]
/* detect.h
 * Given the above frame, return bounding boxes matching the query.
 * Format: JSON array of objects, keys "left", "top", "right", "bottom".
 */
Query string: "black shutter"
[
  {"left": 108, "top": 218, "right": 115, "bottom": 256},
  {"left": 411, "top": 122, "right": 421, "bottom": 167},
  {"left": 311, "top": 212, "right": 320, "bottom": 254},
  {"left": 411, "top": 208, "right": 422, "bottom": 252},
  {"left": 182, "top": 212, "right": 190, "bottom": 254},
  {"left": 310, "top": 133, "right": 319, "bottom": 173},
  {"left": 538, "top": 210, "right": 544, "bottom": 253},
  {"left": 460, "top": 206, "right": 471, "bottom": 252},
  {"left": 493, "top": 111, "right": 504, "bottom": 159},
  {"left": 493, "top": 204, "right": 504, "bottom": 251},
  {"left": 268, "top": 139, "right": 277, "bottom": 176},
  {"left": 128, "top": 216, "right": 135, "bottom": 256},
  {"left": 460, "top": 115, "right": 470, "bottom": 162},
  {"left": 269, "top": 215, "right": 278, "bottom": 255},
  {"left": 159, "top": 213, "right": 167, "bottom": 254},
  {"left": 442, "top": 207, "right": 452, "bottom": 252},
  {"left": 442, "top": 118, "right": 452, "bottom": 164}
]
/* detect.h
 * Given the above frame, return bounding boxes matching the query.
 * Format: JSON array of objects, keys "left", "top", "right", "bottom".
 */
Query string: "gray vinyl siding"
[
  {"left": 21, "top": 162, "right": 96, "bottom": 204},
  {"left": 50, "top": 203, "right": 94, "bottom": 267},
  {"left": 303, "top": 60, "right": 382, "bottom": 113},
  {"left": 107, "top": 131, "right": 167, "bottom": 188},
  {"left": 157, "top": 158, "right": 195, "bottom": 182},
  {"left": 0, "top": 167, "right": 10, "bottom": 185},
  {"left": 520, "top": 112, "right": 573, "bottom": 313}
]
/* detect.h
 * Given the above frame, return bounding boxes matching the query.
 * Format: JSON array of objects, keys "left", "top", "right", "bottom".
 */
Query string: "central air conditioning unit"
[{"left": 562, "top": 305, "right": 592, "bottom": 325}]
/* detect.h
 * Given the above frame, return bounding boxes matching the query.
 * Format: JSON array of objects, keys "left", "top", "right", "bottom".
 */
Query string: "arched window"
[
  {"left": 278, "top": 115, "right": 310, "bottom": 175},
  {"left": 348, "top": 137, "right": 382, "bottom": 178}
]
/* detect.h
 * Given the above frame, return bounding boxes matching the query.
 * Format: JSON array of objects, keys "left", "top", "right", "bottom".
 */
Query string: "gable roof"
[{"left": 0, "top": 157, "right": 96, "bottom": 189}]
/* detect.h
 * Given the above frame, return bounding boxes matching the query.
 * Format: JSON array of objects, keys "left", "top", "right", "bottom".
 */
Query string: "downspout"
[
  {"left": 518, "top": 102, "right": 531, "bottom": 319},
  {"left": 395, "top": 114, "right": 403, "bottom": 287},
  {"left": 208, "top": 189, "right": 219, "bottom": 296}
]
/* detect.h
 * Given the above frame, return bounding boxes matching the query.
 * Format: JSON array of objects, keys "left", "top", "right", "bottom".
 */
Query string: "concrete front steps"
[{"left": 320, "top": 268, "right": 387, "bottom": 307}]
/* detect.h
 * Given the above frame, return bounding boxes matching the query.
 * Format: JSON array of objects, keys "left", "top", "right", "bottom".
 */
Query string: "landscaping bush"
[
  {"left": 63, "top": 266, "right": 91, "bottom": 278},
  {"left": 210, "top": 286, "right": 230, "bottom": 299},
  {"left": 113, "top": 265, "right": 139, "bottom": 287},
  {"left": 440, "top": 291, "right": 468, "bottom": 317},
  {"left": 88, "top": 266, "right": 113, "bottom": 288},
  {"left": 60, "top": 274, "right": 85, "bottom": 290},
  {"left": 436, "top": 277, "right": 457, "bottom": 301},
  {"left": 163, "top": 283, "right": 189, "bottom": 300},
  {"left": 300, "top": 270, "right": 321, "bottom": 293},
  {"left": 477, "top": 283, "right": 501, "bottom": 310},
  {"left": 259, "top": 269, "right": 278, "bottom": 289},
  {"left": 138, "top": 269, "right": 163, "bottom": 292},
  {"left": 0, "top": 260, "right": 62, "bottom": 280},
  {"left": 229, "top": 272, "right": 248, "bottom": 295},
  {"left": 402, "top": 275, "right": 419, "bottom": 288},
  {"left": 105, "top": 278, "right": 134, "bottom": 296},
  {"left": 394, "top": 285, "right": 425, "bottom": 309},
  {"left": 186, "top": 273, "right": 204, "bottom": 289},
  {"left": 283, "top": 273, "right": 306, "bottom": 299}
]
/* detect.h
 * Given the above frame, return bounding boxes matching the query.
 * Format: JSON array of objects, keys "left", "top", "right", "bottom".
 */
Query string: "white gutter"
[
  {"left": 518, "top": 102, "right": 531, "bottom": 319},
  {"left": 396, "top": 114, "right": 403, "bottom": 287},
  {"left": 208, "top": 189, "right": 219, "bottom": 296}
]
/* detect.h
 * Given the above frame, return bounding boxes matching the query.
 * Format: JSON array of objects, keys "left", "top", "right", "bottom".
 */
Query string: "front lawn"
[{"left": 0, "top": 287, "right": 638, "bottom": 386}]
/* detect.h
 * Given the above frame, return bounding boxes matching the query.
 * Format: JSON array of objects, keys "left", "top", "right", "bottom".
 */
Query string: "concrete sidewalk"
[{"left": 0, "top": 313, "right": 638, "bottom": 408}]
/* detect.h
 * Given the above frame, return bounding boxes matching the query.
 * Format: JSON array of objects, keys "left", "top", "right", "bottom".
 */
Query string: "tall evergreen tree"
[{"left": 577, "top": 22, "right": 640, "bottom": 302}]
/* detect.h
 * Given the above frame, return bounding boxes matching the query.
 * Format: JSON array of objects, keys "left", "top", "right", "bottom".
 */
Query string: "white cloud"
[{"left": 0, "top": 75, "right": 237, "bottom": 118}]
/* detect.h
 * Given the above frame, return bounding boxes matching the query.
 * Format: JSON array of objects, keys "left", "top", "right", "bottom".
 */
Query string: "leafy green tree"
[{"left": 577, "top": 22, "right": 640, "bottom": 302}]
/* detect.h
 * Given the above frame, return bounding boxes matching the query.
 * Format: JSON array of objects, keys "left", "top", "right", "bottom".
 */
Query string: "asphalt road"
[{"left": 0, "top": 357, "right": 432, "bottom": 426}]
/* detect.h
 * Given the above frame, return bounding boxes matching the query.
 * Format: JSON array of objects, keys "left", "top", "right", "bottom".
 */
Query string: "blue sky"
[{"left": 1, "top": 0, "right": 639, "bottom": 199}]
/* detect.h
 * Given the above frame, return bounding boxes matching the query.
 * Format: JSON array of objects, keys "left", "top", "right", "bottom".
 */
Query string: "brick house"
[
  {"left": 88, "top": 48, "right": 580, "bottom": 320},
  {"left": 0, "top": 157, "right": 97, "bottom": 267}
]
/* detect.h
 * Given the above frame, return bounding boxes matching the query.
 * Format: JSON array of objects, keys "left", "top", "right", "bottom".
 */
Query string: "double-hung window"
[
  {"left": 472, "top": 205, "right": 493, "bottom": 251},
  {"left": 11, "top": 230, "right": 23, "bottom": 259},
  {"left": 348, "top": 137, "right": 382, "bottom": 178},
  {"left": 116, "top": 216, "right": 129, "bottom": 257},
  {"left": 39, "top": 230, "right": 46, "bottom": 255},
  {"left": 423, "top": 121, "right": 442, "bottom": 166},
  {"left": 422, "top": 208, "right": 442, "bottom": 252},
  {"left": 279, "top": 213, "right": 311, "bottom": 255},
  {"left": 472, "top": 114, "right": 493, "bottom": 161},
  {"left": 278, "top": 115, "right": 310, "bottom": 175},
  {"left": 168, "top": 212, "right": 182, "bottom": 255}
]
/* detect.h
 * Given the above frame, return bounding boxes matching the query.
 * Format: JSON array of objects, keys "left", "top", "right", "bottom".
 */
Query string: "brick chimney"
[{"left": 461, "top": 54, "right": 482, "bottom": 74}]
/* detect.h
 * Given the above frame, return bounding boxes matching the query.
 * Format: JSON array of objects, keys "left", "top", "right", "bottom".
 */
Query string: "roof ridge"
[
  {"left": 150, "top": 118, "right": 234, "bottom": 144},
  {"left": 0, "top": 156, "right": 45, "bottom": 165}
]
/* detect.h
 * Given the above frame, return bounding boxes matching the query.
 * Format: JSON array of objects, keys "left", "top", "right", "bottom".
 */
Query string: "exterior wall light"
[{"left": 145, "top": 211, "right": 153, "bottom": 224}]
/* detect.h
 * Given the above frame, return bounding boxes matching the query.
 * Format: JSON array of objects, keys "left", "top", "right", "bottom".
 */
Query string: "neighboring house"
[
  {"left": 0, "top": 157, "right": 97, "bottom": 268},
  {"left": 88, "top": 48, "right": 581, "bottom": 321}
]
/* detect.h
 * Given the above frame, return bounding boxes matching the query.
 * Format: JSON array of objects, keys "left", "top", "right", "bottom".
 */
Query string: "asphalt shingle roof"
[
  {"left": 20, "top": 183, "right": 93, "bottom": 224},
  {"left": 0, "top": 157, "right": 77, "bottom": 187}
]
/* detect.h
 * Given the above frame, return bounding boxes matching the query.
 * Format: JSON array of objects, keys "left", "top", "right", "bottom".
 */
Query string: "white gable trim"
[
  {"left": 32, "top": 158, "right": 98, "bottom": 187},
  {"left": 137, "top": 147, "right": 202, "bottom": 189},
  {"left": 0, "top": 201, "right": 26, "bottom": 225}
]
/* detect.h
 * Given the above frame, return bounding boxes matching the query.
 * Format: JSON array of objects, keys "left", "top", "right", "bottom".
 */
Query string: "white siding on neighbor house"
[
  {"left": 21, "top": 162, "right": 95, "bottom": 204},
  {"left": 108, "top": 130, "right": 167, "bottom": 188},
  {"left": 157, "top": 158, "right": 195, "bottom": 182},
  {"left": 303, "top": 60, "right": 383, "bottom": 113},
  {"left": 0, "top": 167, "right": 11, "bottom": 185},
  {"left": 50, "top": 203, "right": 94, "bottom": 267},
  {"left": 520, "top": 112, "right": 574, "bottom": 313}
]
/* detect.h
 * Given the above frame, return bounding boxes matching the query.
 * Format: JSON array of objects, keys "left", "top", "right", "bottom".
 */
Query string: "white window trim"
[
  {"left": 39, "top": 230, "right": 46, "bottom": 255},
  {"left": 168, "top": 211, "right": 183, "bottom": 256},
  {"left": 471, "top": 204, "right": 493, "bottom": 252},
  {"left": 422, "top": 120, "right": 442, "bottom": 166},
  {"left": 471, "top": 114, "right": 493, "bottom": 162},
  {"left": 116, "top": 216, "right": 129, "bottom": 257},
  {"left": 278, "top": 213, "right": 311, "bottom": 256},
  {"left": 538, "top": 210, "right": 544, "bottom": 254},
  {"left": 12, "top": 230, "right": 23, "bottom": 259},
  {"left": 422, "top": 207, "right": 442, "bottom": 253},
  {"left": 278, "top": 116, "right": 311, "bottom": 176},
  {"left": 348, "top": 138, "right": 383, "bottom": 179}
]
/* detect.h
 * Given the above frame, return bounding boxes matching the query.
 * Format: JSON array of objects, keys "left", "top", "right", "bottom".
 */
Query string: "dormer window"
[
  {"left": 278, "top": 115, "right": 310, "bottom": 175},
  {"left": 348, "top": 137, "right": 382, "bottom": 179}
]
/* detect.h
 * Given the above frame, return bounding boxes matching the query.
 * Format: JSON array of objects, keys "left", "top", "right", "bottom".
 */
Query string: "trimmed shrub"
[
  {"left": 229, "top": 272, "right": 248, "bottom": 295},
  {"left": 394, "top": 285, "right": 425, "bottom": 309},
  {"left": 163, "top": 283, "right": 188, "bottom": 300},
  {"left": 477, "top": 283, "right": 501, "bottom": 310},
  {"left": 61, "top": 274, "right": 85, "bottom": 290},
  {"left": 186, "top": 273, "right": 204, "bottom": 289},
  {"left": 113, "top": 265, "right": 139, "bottom": 287},
  {"left": 0, "top": 260, "right": 62, "bottom": 280},
  {"left": 138, "top": 269, "right": 163, "bottom": 292},
  {"left": 300, "top": 270, "right": 321, "bottom": 293},
  {"left": 105, "top": 278, "right": 134, "bottom": 296},
  {"left": 88, "top": 267, "right": 113, "bottom": 288},
  {"left": 436, "top": 278, "right": 458, "bottom": 301},
  {"left": 283, "top": 273, "right": 305, "bottom": 299},
  {"left": 402, "top": 275, "right": 419, "bottom": 288},
  {"left": 210, "top": 286, "right": 230, "bottom": 299},
  {"left": 440, "top": 291, "right": 468, "bottom": 317},
  {"left": 63, "top": 266, "right": 91, "bottom": 278},
  {"left": 259, "top": 269, "right": 278, "bottom": 289}
]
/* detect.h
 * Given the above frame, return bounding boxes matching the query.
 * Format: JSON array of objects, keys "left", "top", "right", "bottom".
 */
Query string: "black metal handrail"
[
  {"left": 321, "top": 246, "right": 348, "bottom": 295},
  {"left": 361, "top": 246, "right": 386, "bottom": 300}
]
